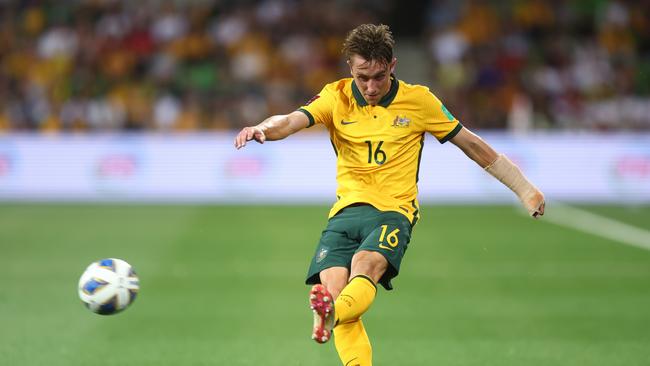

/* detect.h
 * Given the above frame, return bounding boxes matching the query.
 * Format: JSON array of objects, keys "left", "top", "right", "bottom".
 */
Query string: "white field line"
[{"left": 542, "top": 203, "right": 650, "bottom": 252}]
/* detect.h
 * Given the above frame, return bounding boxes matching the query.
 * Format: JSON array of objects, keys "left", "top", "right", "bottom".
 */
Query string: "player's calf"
[{"left": 309, "top": 284, "right": 335, "bottom": 344}]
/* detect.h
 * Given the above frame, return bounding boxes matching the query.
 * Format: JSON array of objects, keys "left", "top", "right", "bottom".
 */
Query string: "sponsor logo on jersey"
[{"left": 341, "top": 120, "right": 358, "bottom": 125}]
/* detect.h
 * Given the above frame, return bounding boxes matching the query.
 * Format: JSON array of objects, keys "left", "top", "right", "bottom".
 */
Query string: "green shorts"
[{"left": 305, "top": 204, "right": 413, "bottom": 290}]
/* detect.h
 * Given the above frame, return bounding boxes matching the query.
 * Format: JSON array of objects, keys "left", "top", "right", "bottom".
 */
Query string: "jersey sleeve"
[
  {"left": 421, "top": 90, "right": 463, "bottom": 143},
  {"left": 296, "top": 84, "right": 336, "bottom": 129}
]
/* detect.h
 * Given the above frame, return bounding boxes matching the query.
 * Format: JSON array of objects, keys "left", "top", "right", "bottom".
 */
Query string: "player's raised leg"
[
  {"left": 330, "top": 250, "right": 386, "bottom": 366},
  {"left": 309, "top": 284, "right": 335, "bottom": 343},
  {"left": 310, "top": 266, "right": 348, "bottom": 343},
  {"left": 334, "top": 319, "right": 372, "bottom": 366},
  {"left": 336, "top": 251, "right": 385, "bottom": 323}
]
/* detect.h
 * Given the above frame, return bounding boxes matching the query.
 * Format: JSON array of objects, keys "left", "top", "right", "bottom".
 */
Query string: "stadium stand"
[{"left": 0, "top": 0, "right": 647, "bottom": 132}]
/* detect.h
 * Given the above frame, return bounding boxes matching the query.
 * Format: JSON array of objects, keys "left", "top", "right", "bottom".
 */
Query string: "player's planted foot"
[{"left": 309, "top": 284, "right": 335, "bottom": 344}]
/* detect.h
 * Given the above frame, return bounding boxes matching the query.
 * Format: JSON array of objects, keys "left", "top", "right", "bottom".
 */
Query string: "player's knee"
[
  {"left": 322, "top": 278, "right": 346, "bottom": 299},
  {"left": 319, "top": 267, "right": 349, "bottom": 299},
  {"left": 350, "top": 250, "right": 388, "bottom": 284},
  {"left": 326, "top": 284, "right": 345, "bottom": 299}
]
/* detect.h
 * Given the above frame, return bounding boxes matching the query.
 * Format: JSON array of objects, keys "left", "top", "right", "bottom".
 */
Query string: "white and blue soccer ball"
[{"left": 78, "top": 258, "right": 139, "bottom": 315}]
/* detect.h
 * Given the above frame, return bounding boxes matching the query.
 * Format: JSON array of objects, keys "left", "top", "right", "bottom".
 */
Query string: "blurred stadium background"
[{"left": 1, "top": 0, "right": 649, "bottom": 365}]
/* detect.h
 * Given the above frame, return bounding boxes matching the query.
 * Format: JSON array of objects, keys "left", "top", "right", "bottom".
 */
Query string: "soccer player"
[{"left": 234, "top": 24, "right": 545, "bottom": 366}]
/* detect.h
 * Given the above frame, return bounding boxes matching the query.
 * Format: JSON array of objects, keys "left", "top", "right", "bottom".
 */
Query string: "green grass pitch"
[{"left": 1, "top": 204, "right": 650, "bottom": 365}]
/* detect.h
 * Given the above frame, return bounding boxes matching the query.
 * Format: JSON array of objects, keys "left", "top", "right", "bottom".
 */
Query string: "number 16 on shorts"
[{"left": 378, "top": 224, "right": 400, "bottom": 251}]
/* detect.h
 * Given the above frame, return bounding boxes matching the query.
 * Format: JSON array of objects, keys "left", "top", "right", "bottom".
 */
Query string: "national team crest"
[
  {"left": 316, "top": 247, "right": 329, "bottom": 263},
  {"left": 392, "top": 115, "right": 411, "bottom": 128}
]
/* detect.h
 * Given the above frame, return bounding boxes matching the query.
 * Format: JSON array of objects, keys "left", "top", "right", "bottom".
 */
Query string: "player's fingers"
[
  {"left": 234, "top": 133, "right": 240, "bottom": 149},
  {"left": 531, "top": 201, "right": 545, "bottom": 219},
  {"left": 245, "top": 127, "right": 255, "bottom": 141},
  {"left": 234, "top": 130, "right": 247, "bottom": 149},
  {"left": 234, "top": 132, "right": 241, "bottom": 148},
  {"left": 524, "top": 191, "right": 545, "bottom": 218}
]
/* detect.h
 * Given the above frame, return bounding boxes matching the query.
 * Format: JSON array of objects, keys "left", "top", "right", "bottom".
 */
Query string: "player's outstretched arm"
[
  {"left": 234, "top": 111, "right": 310, "bottom": 149},
  {"left": 450, "top": 127, "right": 545, "bottom": 218}
]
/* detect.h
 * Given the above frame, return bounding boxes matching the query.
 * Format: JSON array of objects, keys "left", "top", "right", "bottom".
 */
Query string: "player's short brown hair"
[{"left": 342, "top": 24, "right": 394, "bottom": 65}]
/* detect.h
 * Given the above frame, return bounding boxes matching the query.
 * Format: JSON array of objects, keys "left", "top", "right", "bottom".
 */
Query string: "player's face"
[{"left": 348, "top": 55, "right": 397, "bottom": 106}]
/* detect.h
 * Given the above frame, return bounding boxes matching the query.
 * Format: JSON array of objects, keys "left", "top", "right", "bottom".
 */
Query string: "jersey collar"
[{"left": 351, "top": 74, "right": 399, "bottom": 108}]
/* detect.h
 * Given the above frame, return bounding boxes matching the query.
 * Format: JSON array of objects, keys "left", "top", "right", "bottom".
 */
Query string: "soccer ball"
[{"left": 78, "top": 258, "right": 140, "bottom": 315}]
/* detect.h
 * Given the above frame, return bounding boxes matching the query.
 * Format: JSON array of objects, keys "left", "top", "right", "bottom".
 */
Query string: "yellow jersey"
[{"left": 298, "top": 76, "right": 462, "bottom": 224}]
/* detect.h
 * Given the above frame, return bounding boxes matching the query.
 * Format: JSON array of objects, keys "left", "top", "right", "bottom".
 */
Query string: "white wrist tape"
[{"left": 485, "top": 154, "right": 544, "bottom": 216}]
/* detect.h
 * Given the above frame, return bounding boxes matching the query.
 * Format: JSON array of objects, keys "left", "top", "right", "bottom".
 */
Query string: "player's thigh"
[
  {"left": 306, "top": 220, "right": 360, "bottom": 286},
  {"left": 357, "top": 210, "right": 413, "bottom": 289}
]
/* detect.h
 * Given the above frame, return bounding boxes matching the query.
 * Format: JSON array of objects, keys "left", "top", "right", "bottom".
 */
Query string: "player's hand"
[
  {"left": 531, "top": 199, "right": 545, "bottom": 219},
  {"left": 234, "top": 126, "right": 266, "bottom": 149},
  {"left": 523, "top": 190, "right": 545, "bottom": 219}
]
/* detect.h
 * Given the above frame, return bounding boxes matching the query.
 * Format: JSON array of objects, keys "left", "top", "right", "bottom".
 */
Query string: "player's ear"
[
  {"left": 347, "top": 59, "right": 353, "bottom": 75},
  {"left": 389, "top": 57, "right": 397, "bottom": 74}
]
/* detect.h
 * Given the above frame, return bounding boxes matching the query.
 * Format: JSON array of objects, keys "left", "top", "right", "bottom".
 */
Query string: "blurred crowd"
[
  {"left": 0, "top": 0, "right": 386, "bottom": 132},
  {"left": 426, "top": 0, "right": 650, "bottom": 131},
  {"left": 0, "top": 0, "right": 648, "bottom": 133}
]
